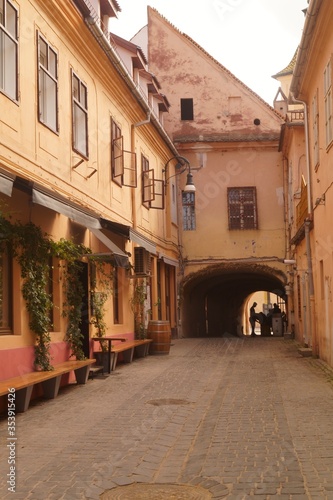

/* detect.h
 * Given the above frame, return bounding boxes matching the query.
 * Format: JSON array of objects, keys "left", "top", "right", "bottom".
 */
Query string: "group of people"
[{"left": 249, "top": 302, "right": 282, "bottom": 336}]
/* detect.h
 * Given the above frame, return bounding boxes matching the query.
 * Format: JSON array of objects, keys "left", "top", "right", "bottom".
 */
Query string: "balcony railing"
[{"left": 289, "top": 110, "right": 304, "bottom": 122}]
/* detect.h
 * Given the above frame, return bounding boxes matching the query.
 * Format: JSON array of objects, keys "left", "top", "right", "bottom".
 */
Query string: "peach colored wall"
[{"left": 282, "top": 0, "right": 333, "bottom": 365}]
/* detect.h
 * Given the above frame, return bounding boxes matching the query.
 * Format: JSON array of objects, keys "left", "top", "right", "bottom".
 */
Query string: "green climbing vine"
[
  {"left": 6, "top": 220, "right": 54, "bottom": 370},
  {"left": 53, "top": 239, "right": 91, "bottom": 361},
  {"left": 89, "top": 258, "right": 114, "bottom": 351},
  {"left": 0, "top": 202, "right": 117, "bottom": 369}
]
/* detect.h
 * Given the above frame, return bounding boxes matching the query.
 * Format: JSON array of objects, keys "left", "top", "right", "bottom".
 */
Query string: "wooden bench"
[
  {"left": 0, "top": 358, "right": 96, "bottom": 413},
  {"left": 110, "top": 339, "right": 153, "bottom": 371},
  {"left": 92, "top": 337, "right": 153, "bottom": 373}
]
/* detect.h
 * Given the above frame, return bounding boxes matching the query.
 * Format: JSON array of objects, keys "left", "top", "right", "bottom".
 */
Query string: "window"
[
  {"left": 141, "top": 155, "right": 164, "bottom": 209},
  {"left": 111, "top": 118, "right": 137, "bottom": 187},
  {"left": 312, "top": 90, "right": 319, "bottom": 168},
  {"left": 182, "top": 192, "right": 196, "bottom": 230},
  {"left": 142, "top": 154, "right": 154, "bottom": 208},
  {"left": 181, "top": 98, "right": 194, "bottom": 120},
  {"left": 0, "top": 246, "right": 12, "bottom": 334},
  {"left": 324, "top": 58, "right": 333, "bottom": 147},
  {"left": 0, "top": 0, "right": 18, "bottom": 100},
  {"left": 72, "top": 71, "right": 88, "bottom": 157},
  {"left": 228, "top": 187, "right": 257, "bottom": 230},
  {"left": 113, "top": 267, "right": 123, "bottom": 324},
  {"left": 38, "top": 34, "right": 58, "bottom": 132},
  {"left": 111, "top": 119, "right": 122, "bottom": 186}
]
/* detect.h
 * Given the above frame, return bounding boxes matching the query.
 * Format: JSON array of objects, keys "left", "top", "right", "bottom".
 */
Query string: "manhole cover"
[
  {"left": 146, "top": 398, "right": 191, "bottom": 406},
  {"left": 100, "top": 483, "right": 212, "bottom": 499}
]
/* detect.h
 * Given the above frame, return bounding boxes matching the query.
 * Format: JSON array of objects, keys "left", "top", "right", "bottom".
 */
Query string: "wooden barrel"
[{"left": 148, "top": 320, "right": 171, "bottom": 355}]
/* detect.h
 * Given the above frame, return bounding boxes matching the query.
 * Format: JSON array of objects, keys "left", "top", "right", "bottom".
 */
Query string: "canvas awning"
[
  {"left": 0, "top": 169, "right": 15, "bottom": 197},
  {"left": 32, "top": 185, "right": 129, "bottom": 267},
  {"left": 101, "top": 218, "right": 157, "bottom": 254}
]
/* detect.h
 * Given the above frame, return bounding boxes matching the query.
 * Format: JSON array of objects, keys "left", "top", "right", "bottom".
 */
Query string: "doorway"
[{"left": 78, "top": 261, "right": 90, "bottom": 358}]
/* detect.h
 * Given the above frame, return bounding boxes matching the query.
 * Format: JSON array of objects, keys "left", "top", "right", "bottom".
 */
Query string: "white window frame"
[
  {"left": 0, "top": 0, "right": 18, "bottom": 101},
  {"left": 72, "top": 70, "right": 88, "bottom": 158},
  {"left": 38, "top": 33, "right": 58, "bottom": 132}
]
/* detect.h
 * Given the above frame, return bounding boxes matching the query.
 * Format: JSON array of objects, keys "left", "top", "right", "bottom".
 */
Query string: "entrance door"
[{"left": 78, "top": 262, "right": 90, "bottom": 359}]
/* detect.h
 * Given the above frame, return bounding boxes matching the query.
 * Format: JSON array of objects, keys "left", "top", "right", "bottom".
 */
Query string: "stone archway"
[{"left": 180, "top": 262, "right": 287, "bottom": 338}]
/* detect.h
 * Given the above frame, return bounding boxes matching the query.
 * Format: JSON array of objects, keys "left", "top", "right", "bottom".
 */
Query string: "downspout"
[
  {"left": 283, "top": 154, "right": 295, "bottom": 336},
  {"left": 291, "top": 95, "right": 316, "bottom": 350}
]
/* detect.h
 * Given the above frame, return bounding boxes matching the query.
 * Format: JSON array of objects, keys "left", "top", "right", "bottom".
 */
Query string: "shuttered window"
[{"left": 228, "top": 187, "right": 257, "bottom": 230}]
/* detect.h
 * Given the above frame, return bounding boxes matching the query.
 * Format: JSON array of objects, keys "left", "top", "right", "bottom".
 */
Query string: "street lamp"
[{"left": 163, "top": 155, "right": 196, "bottom": 193}]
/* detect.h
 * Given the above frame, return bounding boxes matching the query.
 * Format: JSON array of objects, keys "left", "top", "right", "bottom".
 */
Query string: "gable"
[{"left": 147, "top": 7, "right": 283, "bottom": 142}]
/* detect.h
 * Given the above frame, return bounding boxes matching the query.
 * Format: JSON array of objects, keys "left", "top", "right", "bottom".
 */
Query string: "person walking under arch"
[{"left": 249, "top": 302, "right": 261, "bottom": 336}]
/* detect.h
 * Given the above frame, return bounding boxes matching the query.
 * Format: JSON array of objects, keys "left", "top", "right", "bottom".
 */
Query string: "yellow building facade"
[
  {"left": 0, "top": 0, "right": 180, "bottom": 382},
  {"left": 280, "top": 0, "right": 333, "bottom": 365}
]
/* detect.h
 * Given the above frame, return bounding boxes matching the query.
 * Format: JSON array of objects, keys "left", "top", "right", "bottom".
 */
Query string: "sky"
[{"left": 110, "top": 0, "right": 307, "bottom": 105}]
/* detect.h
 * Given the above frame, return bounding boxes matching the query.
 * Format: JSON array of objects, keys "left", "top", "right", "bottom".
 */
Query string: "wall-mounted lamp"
[{"left": 163, "top": 155, "right": 196, "bottom": 193}]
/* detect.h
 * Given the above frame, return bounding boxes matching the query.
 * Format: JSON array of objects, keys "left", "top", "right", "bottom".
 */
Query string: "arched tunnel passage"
[{"left": 180, "top": 263, "right": 287, "bottom": 338}]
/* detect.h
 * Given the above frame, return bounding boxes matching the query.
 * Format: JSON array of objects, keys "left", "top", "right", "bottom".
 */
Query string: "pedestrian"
[{"left": 249, "top": 302, "right": 261, "bottom": 336}]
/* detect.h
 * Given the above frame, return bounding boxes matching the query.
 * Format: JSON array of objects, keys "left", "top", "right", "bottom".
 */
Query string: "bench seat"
[
  {"left": 0, "top": 358, "right": 96, "bottom": 413},
  {"left": 110, "top": 339, "right": 153, "bottom": 371}
]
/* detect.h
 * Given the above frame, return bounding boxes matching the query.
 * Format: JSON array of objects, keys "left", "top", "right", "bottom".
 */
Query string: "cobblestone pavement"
[{"left": 1, "top": 337, "right": 333, "bottom": 499}]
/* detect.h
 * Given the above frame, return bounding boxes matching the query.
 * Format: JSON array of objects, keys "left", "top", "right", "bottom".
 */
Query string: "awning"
[
  {"left": 0, "top": 169, "right": 15, "bottom": 197},
  {"left": 33, "top": 186, "right": 101, "bottom": 229},
  {"left": 101, "top": 218, "right": 157, "bottom": 254},
  {"left": 159, "top": 254, "right": 179, "bottom": 267},
  {"left": 90, "top": 228, "right": 129, "bottom": 268},
  {"left": 32, "top": 185, "right": 129, "bottom": 267}
]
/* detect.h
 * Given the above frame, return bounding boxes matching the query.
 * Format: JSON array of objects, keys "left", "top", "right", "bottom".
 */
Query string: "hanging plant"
[
  {"left": 53, "top": 239, "right": 91, "bottom": 361},
  {"left": 130, "top": 279, "right": 148, "bottom": 339},
  {"left": 90, "top": 291, "right": 108, "bottom": 351},
  {"left": 12, "top": 221, "right": 54, "bottom": 371},
  {"left": 89, "top": 258, "right": 114, "bottom": 351}
]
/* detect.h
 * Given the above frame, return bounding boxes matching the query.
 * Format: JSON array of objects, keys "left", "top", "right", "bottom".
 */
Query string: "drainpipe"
[{"left": 291, "top": 95, "right": 316, "bottom": 350}]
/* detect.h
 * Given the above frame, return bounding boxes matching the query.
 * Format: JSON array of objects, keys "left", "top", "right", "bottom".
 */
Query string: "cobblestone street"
[{"left": 1, "top": 337, "right": 333, "bottom": 499}]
